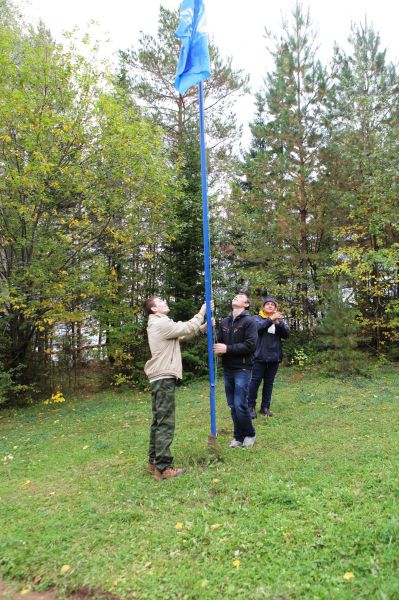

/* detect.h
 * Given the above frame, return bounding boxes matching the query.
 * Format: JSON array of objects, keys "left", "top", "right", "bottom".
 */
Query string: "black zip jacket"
[
  {"left": 253, "top": 314, "right": 290, "bottom": 362},
  {"left": 217, "top": 310, "right": 258, "bottom": 370}
]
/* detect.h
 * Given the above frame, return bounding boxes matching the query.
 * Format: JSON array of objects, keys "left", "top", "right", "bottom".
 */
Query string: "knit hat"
[{"left": 263, "top": 297, "right": 278, "bottom": 308}]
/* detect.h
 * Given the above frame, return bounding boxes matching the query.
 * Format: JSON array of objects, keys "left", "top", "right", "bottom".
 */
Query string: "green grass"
[{"left": 0, "top": 366, "right": 398, "bottom": 599}]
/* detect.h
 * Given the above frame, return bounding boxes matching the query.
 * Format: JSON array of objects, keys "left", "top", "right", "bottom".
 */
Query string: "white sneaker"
[
  {"left": 229, "top": 439, "right": 243, "bottom": 448},
  {"left": 242, "top": 435, "right": 256, "bottom": 447}
]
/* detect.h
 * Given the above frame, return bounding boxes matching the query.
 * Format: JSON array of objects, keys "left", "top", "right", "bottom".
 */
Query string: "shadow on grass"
[
  {"left": 185, "top": 445, "right": 225, "bottom": 467},
  {"left": 69, "top": 587, "right": 122, "bottom": 600}
]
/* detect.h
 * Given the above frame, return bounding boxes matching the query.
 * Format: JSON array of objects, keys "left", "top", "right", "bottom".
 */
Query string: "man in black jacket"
[
  {"left": 247, "top": 297, "right": 290, "bottom": 418},
  {"left": 213, "top": 292, "right": 258, "bottom": 447}
]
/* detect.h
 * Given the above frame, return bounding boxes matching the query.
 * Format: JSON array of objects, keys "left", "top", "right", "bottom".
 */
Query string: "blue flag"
[{"left": 174, "top": 0, "right": 210, "bottom": 95}]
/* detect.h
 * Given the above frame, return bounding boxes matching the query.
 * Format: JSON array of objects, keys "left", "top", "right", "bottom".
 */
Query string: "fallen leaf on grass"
[
  {"left": 82, "top": 445, "right": 89, "bottom": 450},
  {"left": 232, "top": 560, "right": 240, "bottom": 569},
  {"left": 175, "top": 522, "right": 184, "bottom": 530},
  {"left": 23, "top": 480, "right": 31, "bottom": 486},
  {"left": 343, "top": 572, "right": 355, "bottom": 580},
  {"left": 122, "top": 423, "right": 130, "bottom": 429},
  {"left": 212, "top": 478, "right": 220, "bottom": 483},
  {"left": 211, "top": 523, "right": 222, "bottom": 531},
  {"left": 60, "top": 565, "right": 71, "bottom": 574}
]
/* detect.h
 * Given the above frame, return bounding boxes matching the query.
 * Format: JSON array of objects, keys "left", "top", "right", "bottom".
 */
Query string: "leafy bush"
[
  {"left": 290, "top": 348, "right": 309, "bottom": 367},
  {"left": 282, "top": 330, "right": 316, "bottom": 367},
  {"left": 0, "top": 363, "right": 37, "bottom": 406},
  {"left": 181, "top": 337, "right": 209, "bottom": 377},
  {"left": 0, "top": 363, "right": 13, "bottom": 405},
  {"left": 312, "top": 287, "right": 369, "bottom": 377}
]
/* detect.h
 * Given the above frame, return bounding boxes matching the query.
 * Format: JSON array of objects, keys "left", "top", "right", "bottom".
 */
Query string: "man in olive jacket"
[{"left": 143, "top": 296, "right": 207, "bottom": 480}]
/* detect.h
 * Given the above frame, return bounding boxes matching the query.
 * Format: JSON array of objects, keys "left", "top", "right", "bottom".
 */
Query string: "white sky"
[{"left": 21, "top": 0, "right": 399, "bottom": 147}]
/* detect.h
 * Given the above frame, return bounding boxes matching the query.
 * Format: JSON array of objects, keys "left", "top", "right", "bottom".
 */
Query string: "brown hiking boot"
[
  {"left": 153, "top": 467, "right": 186, "bottom": 480},
  {"left": 147, "top": 462, "right": 156, "bottom": 474}
]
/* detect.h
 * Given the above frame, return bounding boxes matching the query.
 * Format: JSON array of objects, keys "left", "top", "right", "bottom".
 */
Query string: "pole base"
[{"left": 208, "top": 434, "right": 217, "bottom": 447}]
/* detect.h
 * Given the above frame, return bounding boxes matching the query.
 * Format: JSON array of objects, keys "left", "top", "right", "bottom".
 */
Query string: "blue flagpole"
[{"left": 198, "top": 80, "right": 216, "bottom": 441}]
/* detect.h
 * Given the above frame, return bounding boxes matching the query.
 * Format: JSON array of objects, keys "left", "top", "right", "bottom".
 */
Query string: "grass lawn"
[{"left": 0, "top": 366, "right": 398, "bottom": 599}]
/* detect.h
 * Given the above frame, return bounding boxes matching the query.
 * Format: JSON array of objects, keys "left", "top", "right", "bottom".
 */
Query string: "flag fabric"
[{"left": 174, "top": 0, "right": 210, "bottom": 95}]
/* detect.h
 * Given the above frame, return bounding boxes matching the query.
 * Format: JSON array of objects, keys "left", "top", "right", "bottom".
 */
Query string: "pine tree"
[
  {"left": 231, "top": 3, "right": 333, "bottom": 330},
  {"left": 118, "top": 5, "right": 249, "bottom": 319},
  {"left": 313, "top": 286, "right": 365, "bottom": 376},
  {"left": 328, "top": 22, "right": 399, "bottom": 352}
]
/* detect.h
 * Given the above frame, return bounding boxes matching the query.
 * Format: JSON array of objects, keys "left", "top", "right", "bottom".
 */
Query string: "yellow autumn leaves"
[
  {"left": 60, "top": 565, "right": 71, "bottom": 574},
  {"left": 56, "top": 563, "right": 353, "bottom": 580},
  {"left": 43, "top": 391, "right": 66, "bottom": 405},
  {"left": 172, "top": 518, "right": 357, "bottom": 579},
  {"left": 175, "top": 521, "right": 223, "bottom": 532},
  {"left": 174, "top": 522, "right": 243, "bottom": 570},
  {"left": 232, "top": 559, "right": 240, "bottom": 569}
]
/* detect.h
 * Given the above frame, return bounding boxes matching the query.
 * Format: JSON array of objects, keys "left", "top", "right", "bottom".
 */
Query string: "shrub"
[
  {"left": 0, "top": 363, "right": 37, "bottom": 406},
  {"left": 313, "top": 287, "right": 368, "bottom": 377},
  {"left": 0, "top": 363, "right": 13, "bottom": 405}
]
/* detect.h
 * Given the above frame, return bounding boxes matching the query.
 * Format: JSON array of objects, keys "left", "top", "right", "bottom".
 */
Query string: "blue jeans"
[
  {"left": 224, "top": 369, "right": 256, "bottom": 442},
  {"left": 247, "top": 361, "right": 279, "bottom": 411}
]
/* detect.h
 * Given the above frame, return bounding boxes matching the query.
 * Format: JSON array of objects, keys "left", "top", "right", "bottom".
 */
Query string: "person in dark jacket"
[
  {"left": 213, "top": 292, "right": 258, "bottom": 447},
  {"left": 248, "top": 297, "right": 290, "bottom": 418}
]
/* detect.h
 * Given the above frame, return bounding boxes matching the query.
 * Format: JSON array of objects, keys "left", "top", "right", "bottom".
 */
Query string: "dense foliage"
[
  {"left": 228, "top": 5, "right": 399, "bottom": 355},
  {"left": 0, "top": 1, "right": 398, "bottom": 403},
  {"left": 0, "top": 5, "right": 178, "bottom": 398}
]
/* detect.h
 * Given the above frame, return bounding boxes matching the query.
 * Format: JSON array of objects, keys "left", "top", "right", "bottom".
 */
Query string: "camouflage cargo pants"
[{"left": 149, "top": 378, "right": 176, "bottom": 472}]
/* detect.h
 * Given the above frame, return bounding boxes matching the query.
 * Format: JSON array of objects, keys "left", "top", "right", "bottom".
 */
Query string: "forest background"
[{"left": 0, "top": 0, "right": 398, "bottom": 404}]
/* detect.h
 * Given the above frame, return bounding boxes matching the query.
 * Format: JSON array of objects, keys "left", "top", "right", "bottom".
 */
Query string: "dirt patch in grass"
[
  {"left": 0, "top": 580, "right": 122, "bottom": 600},
  {"left": 0, "top": 580, "right": 56, "bottom": 600},
  {"left": 67, "top": 587, "right": 121, "bottom": 600}
]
